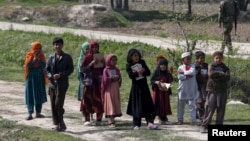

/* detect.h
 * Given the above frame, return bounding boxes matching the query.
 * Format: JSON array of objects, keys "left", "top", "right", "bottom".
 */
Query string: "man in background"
[{"left": 218, "top": 0, "right": 240, "bottom": 54}]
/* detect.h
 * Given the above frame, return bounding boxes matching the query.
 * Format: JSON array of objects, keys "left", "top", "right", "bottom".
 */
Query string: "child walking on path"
[
  {"left": 150, "top": 58, "right": 173, "bottom": 125},
  {"left": 176, "top": 52, "right": 198, "bottom": 125},
  {"left": 200, "top": 51, "right": 230, "bottom": 133},
  {"left": 101, "top": 54, "right": 122, "bottom": 128},
  {"left": 126, "top": 48, "right": 157, "bottom": 130},
  {"left": 195, "top": 51, "right": 208, "bottom": 122}
]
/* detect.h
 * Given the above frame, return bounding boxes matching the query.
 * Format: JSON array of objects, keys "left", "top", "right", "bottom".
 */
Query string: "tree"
[{"left": 110, "top": 0, "right": 129, "bottom": 10}]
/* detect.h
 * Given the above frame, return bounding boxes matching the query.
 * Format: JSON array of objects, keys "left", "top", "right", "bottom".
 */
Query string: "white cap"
[{"left": 181, "top": 52, "right": 191, "bottom": 59}]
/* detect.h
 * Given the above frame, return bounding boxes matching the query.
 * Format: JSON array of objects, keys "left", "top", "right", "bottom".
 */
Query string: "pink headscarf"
[{"left": 101, "top": 54, "right": 121, "bottom": 102}]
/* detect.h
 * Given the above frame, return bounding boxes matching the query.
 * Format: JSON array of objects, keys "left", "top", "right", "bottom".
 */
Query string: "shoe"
[
  {"left": 26, "top": 115, "right": 33, "bottom": 120},
  {"left": 35, "top": 113, "right": 45, "bottom": 118},
  {"left": 109, "top": 123, "right": 116, "bottom": 128},
  {"left": 60, "top": 123, "right": 67, "bottom": 131},
  {"left": 147, "top": 123, "right": 158, "bottom": 130},
  {"left": 200, "top": 126, "right": 208, "bottom": 133},
  {"left": 175, "top": 121, "right": 183, "bottom": 125},
  {"left": 83, "top": 121, "right": 91, "bottom": 126},
  {"left": 95, "top": 121, "right": 103, "bottom": 126},
  {"left": 133, "top": 126, "right": 140, "bottom": 130},
  {"left": 52, "top": 125, "right": 61, "bottom": 132}
]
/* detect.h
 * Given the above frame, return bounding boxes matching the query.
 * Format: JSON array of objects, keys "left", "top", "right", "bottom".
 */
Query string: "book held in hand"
[
  {"left": 131, "top": 63, "right": 144, "bottom": 80},
  {"left": 93, "top": 53, "right": 104, "bottom": 68},
  {"left": 108, "top": 69, "right": 116, "bottom": 77},
  {"left": 159, "top": 83, "right": 171, "bottom": 91}
]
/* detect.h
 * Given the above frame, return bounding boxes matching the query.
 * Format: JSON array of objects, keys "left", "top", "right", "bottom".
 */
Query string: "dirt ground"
[{"left": 0, "top": 80, "right": 207, "bottom": 141}]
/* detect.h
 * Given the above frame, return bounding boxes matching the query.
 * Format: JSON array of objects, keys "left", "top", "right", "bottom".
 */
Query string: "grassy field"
[{"left": 0, "top": 1, "right": 250, "bottom": 141}]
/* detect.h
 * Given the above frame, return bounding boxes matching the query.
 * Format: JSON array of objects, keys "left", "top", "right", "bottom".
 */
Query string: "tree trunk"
[
  {"left": 123, "top": 0, "right": 129, "bottom": 10},
  {"left": 111, "top": 0, "right": 114, "bottom": 9},
  {"left": 187, "top": 0, "right": 192, "bottom": 15},
  {"left": 237, "top": 0, "right": 249, "bottom": 11},
  {"left": 116, "top": 0, "right": 122, "bottom": 9}
]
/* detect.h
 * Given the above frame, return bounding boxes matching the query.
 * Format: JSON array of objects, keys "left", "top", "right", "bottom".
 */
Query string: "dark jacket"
[
  {"left": 206, "top": 62, "right": 230, "bottom": 93},
  {"left": 46, "top": 51, "right": 74, "bottom": 89}
]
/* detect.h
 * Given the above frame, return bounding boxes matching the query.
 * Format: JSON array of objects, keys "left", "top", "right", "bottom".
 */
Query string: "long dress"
[
  {"left": 25, "top": 61, "right": 47, "bottom": 106},
  {"left": 126, "top": 60, "right": 154, "bottom": 118}
]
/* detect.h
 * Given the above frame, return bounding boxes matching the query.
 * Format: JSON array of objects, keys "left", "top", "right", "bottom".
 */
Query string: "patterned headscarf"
[{"left": 24, "top": 41, "right": 48, "bottom": 83}]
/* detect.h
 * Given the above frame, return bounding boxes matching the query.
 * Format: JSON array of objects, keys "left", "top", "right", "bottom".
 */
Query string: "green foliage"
[{"left": 0, "top": 119, "right": 85, "bottom": 141}]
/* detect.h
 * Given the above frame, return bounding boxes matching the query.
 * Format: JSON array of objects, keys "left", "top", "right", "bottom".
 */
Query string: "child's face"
[
  {"left": 214, "top": 55, "right": 223, "bottom": 64},
  {"left": 131, "top": 52, "right": 140, "bottom": 63},
  {"left": 182, "top": 56, "right": 191, "bottom": 65},
  {"left": 110, "top": 56, "right": 117, "bottom": 66},
  {"left": 160, "top": 64, "right": 167, "bottom": 71},
  {"left": 92, "top": 45, "right": 99, "bottom": 53},
  {"left": 196, "top": 55, "right": 205, "bottom": 64}
]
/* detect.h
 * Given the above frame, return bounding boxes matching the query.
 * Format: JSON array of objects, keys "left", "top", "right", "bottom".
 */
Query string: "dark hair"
[
  {"left": 195, "top": 51, "right": 205, "bottom": 59},
  {"left": 212, "top": 51, "right": 223, "bottom": 58},
  {"left": 126, "top": 48, "right": 141, "bottom": 63},
  {"left": 53, "top": 37, "right": 64, "bottom": 45}
]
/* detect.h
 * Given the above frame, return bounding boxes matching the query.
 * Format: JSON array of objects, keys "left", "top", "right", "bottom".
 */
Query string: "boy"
[
  {"left": 200, "top": 51, "right": 230, "bottom": 133},
  {"left": 176, "top": 52, "right": 198, "bottom": 125}
]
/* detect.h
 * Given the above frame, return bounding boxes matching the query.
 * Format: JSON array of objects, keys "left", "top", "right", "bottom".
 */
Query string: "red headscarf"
[
  {"left": 24, "top": 41, "right": 48, "bottom": 84},
  {"left": 81, "top": 40, "right": 100, "bottom": 68}
]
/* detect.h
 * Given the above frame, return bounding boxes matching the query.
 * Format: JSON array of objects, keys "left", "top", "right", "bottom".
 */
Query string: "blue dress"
[{"left": 25, "top": 60, "right": 47, "bottom": 105}]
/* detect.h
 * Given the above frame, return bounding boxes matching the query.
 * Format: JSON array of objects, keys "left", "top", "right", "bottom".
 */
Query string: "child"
[
  {"left": 176, "top": 52, "right": 198, "bottom": 125},
  {"left": 80, "top": 40, "right": 105, "bottom": 126},
  {"left": 101, "top": 54, "right": 122, "bottom": 128},
  {"left": 126, "top": 48, "right": 157, "bottom": 130},
  {"left": 77, "top": 42, "right": 89, "bottom": 101},
  {"left": 195, "top": 51, "right": 208, "bottom": 122},
  {"left": 150, "top": 58, "right": 173, "bottom": 125},
  {"left": 200, "top": 51, "right": 230, "bottom": 133}
]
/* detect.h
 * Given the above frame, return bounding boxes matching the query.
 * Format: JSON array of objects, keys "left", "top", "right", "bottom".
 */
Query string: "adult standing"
[
  {"left": 24, "top": 41, "right": 48, "bottom": 120},
  {"left": 46, "top": 37, "right": 74, "bottom": 132},
  {"left": 218, "top": 0, "right": 240, "bottom": 54}
]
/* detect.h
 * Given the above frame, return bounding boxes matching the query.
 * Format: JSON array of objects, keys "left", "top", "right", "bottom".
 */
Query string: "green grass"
[{"left": 0, "top": 29, "right": 250, "bottom": 141}]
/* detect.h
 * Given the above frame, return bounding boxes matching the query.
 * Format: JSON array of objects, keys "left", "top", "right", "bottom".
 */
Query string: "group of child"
[
  {"left": 76, "top": 40, "right": 230, "bottom": 132},
  {"left": 177, "top": 51, "right": 230, "bottom": 133}
]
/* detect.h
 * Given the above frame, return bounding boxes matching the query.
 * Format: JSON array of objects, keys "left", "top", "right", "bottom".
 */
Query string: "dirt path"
[
  {"left": 0, "top": 21, "right": 250, "bottom": 59},
  {"left": 0, "top": 80, "right": 207, "bottom": 141}
]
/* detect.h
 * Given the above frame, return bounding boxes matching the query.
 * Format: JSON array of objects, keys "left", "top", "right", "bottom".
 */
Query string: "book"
[
  {"left": 93, "top": 53, "right": 104, "bottom": 68},
  {"left": 158, "top": 83, "right": 171, "bottom": 91},
  {"left": 131, "top": 63, "right": 144, "bottom": 80},
  {"left": 108, "top": 69, "right": 116, "bottom": 77}
]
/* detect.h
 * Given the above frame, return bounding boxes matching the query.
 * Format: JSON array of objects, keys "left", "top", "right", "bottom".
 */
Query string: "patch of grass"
[{"left": 0, "top": 118, "right": 85, "bottom": 141}]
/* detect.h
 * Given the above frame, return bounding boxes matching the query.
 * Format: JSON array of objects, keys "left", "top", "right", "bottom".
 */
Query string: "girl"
[
  {"left": 101, "top": 54, "right": 122, "bottom": 128},
  {"left": 80, "top": 40, "right": 105, "bottom": 126},
  {"left": 77, "top": 42, "right": 89, "bottom": 101},
  {"left": 150, "top": 58, "right": 173, "bottom": 125},
  {"left": 126, "top": 48, "right": 157, "bottom": 130}
]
